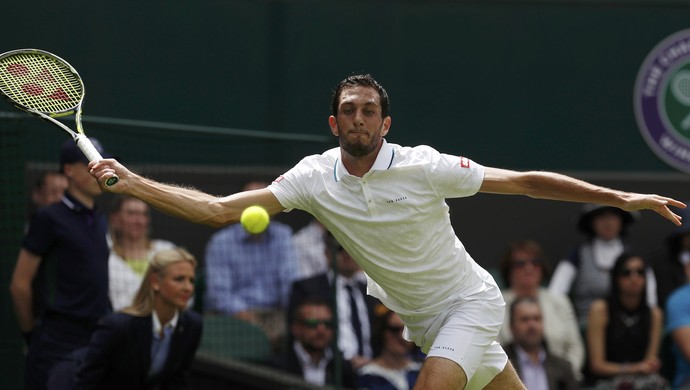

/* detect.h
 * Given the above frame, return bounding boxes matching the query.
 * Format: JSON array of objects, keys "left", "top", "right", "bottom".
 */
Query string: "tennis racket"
[{"left": 0, "top": 48, "right": 118, "bottom": 186}]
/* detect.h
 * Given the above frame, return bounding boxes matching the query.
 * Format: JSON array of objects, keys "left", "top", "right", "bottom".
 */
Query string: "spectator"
[
  {"left": 549, "top": 204, "right": 657, "bottom": 325},
  {"left": 107, "top": 195, "right": 176, "bottom": 311},
  {"left": 204, "top": 181, "right": 299, "bottom": 352},
  {"left": 664, "top": 218, "right": 690, "bottom": 389},
  {"left": 497, "top": 240, "right": 584, "bottom": 380},
  {"left": 10, "top": 138, "right": 113, "bottom": 390},
  {"left": 655, "top": 204, "right": 690, "bottom": 309},
  {"left": 75, "top": 248, "right": 202, "bottom": 389},
  {"left": 293, "top": 218, "right": 329, "bottom": 279},
  {"left": 272, "top": 296, "right": 357, "bottom": 388},
  {"left": 289, "top": 232, "right": 380, "bottom": 369},
  {"left": 504, "top": 297, "right": 577, "bottom": 390},
  {"left": 358, "top": 310, "right": 421, "bottom": 390},
  {"left": 586, "top": 253, "right": 668, "bottom": 389},
  {"left": 31, "top": 171, "right": 68, "bottom": 211}
]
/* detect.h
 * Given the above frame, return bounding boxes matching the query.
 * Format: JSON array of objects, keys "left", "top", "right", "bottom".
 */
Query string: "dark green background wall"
[
  {"left": 2, "top": 0, "right": 690, "bottom": 170},
  {"left": 2, "top": 1, "right": 690, "bottom": 387}
]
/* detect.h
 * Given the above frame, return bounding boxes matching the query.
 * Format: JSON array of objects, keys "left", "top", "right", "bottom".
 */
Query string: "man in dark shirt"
[{"left": 10, "top": 138, "right": 113, "bottom": 390}]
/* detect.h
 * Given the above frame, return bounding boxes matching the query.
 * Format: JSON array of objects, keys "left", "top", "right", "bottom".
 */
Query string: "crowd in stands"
[{"left": 11, "top": 164, "right": 690, "bottom": 389}]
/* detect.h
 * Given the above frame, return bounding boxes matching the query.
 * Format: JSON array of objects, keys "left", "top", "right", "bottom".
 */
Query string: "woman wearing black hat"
[{"left": 548, "top": 204, "right": 658, "bottom": 326}]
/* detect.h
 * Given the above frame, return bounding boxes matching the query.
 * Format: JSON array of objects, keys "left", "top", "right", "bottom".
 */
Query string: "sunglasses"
[
  {"left": 512, "top": 258, "right": 541, "bottom": 269},
  {"left": 300, "top": 318, "right": 334, "bottom": 329},
  {"left": 619, "top": 268, "right": 645, "bottom": 277}
]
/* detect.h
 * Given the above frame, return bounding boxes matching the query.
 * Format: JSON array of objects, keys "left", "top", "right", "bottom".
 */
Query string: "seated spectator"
[
  {"left": 289, "top": 232, "right": 380, "bottom": 369},
  {"left": 358, "top": 310, "right": 421, "bottom": 390},
  {"left": 293, "top": 218, "right": 328, "bottom": 279},
  {"left": 665, "top": 220, "right": 690, "bottom": 389},
  {"left": 586, "top": 252, "right": 668, "bottom": 389},
  {"left": 504, "top": 296, "right": 578, "bottom": 390},
  {"left": 655, "top": 203, "right": 690, "bottom": 308},
  {"left": 271, "top": 296, "right": 357, "bottom": 388},
  {"left": 497, "top": 240, "right": 584, "bottom": 380},
  {"left": 74, "top": 248, "right": 203, "bottom": 390},
  {"left": 108, "top": 195, "right": 176, "bottom": 311},
  {"left": 204, "top": 181, "right": 299, "bottom": 352},
  {"left": 549, "top": 204, "right": 657, "bottom": 326}
]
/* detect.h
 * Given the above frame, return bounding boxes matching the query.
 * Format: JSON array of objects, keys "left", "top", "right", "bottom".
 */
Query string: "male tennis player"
[{"left": 90, "top": 74, "right": 685, "bottom": 389}]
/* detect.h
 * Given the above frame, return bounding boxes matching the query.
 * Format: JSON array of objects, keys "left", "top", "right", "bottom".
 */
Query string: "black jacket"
[{"left": 75, "top": 310, "right": 203, "bottom": 390}]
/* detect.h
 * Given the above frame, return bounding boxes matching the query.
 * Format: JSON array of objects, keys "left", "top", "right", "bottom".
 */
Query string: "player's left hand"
[{"left": 622, "top": 195, "right": 686, "bottom": 226}]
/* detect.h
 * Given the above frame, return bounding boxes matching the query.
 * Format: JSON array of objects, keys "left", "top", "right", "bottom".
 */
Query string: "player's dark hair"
[{"left": 331, "top": 74, "right": 389, "bottom": 117}]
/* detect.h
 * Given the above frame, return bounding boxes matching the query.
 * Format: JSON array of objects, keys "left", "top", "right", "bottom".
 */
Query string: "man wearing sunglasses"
[{"left": 272, "top": 296, "right": 357, "bottom": 388}]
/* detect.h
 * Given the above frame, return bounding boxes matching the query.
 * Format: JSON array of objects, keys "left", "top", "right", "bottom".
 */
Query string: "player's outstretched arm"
[
  {"left": 88, "top": 159, "right": 284, "bottom": 227},
  {"left": 480, "top": 167, "right": 686, "bottom": 225}
]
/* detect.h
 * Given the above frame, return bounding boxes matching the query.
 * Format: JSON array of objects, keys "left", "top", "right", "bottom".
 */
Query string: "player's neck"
[{"left": 340, "top": 143, "right": 382, "bottom": 178}]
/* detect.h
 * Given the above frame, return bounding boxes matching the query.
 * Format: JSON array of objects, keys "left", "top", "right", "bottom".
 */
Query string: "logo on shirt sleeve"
[
  {"left": 459, "top": 157, "right": 470, "bottom": 168},
  {"left": 273, "top": 175, "right": 285, "bottom": 184}
]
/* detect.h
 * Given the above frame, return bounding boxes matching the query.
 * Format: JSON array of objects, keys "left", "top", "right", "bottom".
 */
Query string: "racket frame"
[{"left": 0, "top": 48, "right": 117, "bottom": 186}]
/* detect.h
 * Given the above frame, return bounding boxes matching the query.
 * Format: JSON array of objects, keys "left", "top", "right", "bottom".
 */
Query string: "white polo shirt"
[{"left": 269, "top": 140, "right": 493, "bottom": 316}]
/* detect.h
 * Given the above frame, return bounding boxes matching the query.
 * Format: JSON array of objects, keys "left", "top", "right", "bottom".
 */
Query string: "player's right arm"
[
  {"left": 89, "top": 159, "right": 285, "bottom": 227},
  {"left": 9, "top": 249, "right": 41, "bottom": 334}
]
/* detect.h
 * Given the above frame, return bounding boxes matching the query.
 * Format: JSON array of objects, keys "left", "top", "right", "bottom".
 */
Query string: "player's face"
[
  {"left": 153, "top": 261, "right": 195, "bottom": 310},
  {"left": 293, "top": 305, "right": 334, "bottom": 352},
  {"left": 329, "top": 86, "right": 391, "bottom": 158},
  {"left": 510, "top": 302, "right": 544, "bottom": 349},
  {"left": 113, "top": 199, "right": 150, "bottom": 239}
]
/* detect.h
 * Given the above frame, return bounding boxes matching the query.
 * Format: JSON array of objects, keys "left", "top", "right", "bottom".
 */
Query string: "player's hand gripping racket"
[{"left": 0, "top": 48, "right": 118, "bottom": 186}]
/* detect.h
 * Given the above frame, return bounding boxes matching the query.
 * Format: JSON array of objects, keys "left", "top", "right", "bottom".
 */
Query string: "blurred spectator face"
[
  {"left": 111, "top": 198, "right": 150, "bottom": 240},
  {"left": 616, "top": 256, "right": 646, "bottom": 297},
  {"left": 383, "top": 312, "right": 414, "bottom": 355},
  {"left": 592, "top": 210, "right": 623, "bottom": 241},
  {"left": 509, "top": 248, "right": 543, "bottom": 291},
  {"left": 324, "top": 237, "right": 362, "bottom": 278},
  {"left": 153, "top": 260, "right": 195, "bottom": 310},
  {"left": 32, "top": 172, "right": 67, "bottom": 207},
  {"left": 510, "top": 300, "right": 544, "bottom": 350},
  {"left": 293, "top": 304, "right": 334, "bottom": 353}
]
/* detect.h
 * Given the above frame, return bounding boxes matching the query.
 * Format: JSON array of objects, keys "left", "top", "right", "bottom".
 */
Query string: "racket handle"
[{"left": 75, "top": 135, "right": 119, "bottom": 187}]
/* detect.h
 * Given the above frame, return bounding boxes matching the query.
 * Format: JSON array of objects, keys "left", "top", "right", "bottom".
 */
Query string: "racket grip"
[{"left": 75, "top": 135, "right": 119, "bottom": 187}]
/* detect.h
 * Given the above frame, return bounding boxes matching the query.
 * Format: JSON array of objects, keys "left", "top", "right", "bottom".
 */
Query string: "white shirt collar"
[
  {"left": 334, "top": 139, "right": 395, "bottom": 181},
  {"left": 152, "top": 309, "right": 179, "bottom": 337}
]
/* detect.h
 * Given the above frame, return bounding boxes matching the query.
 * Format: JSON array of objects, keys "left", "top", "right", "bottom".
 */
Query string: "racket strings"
[{"left": 0, "top": 52, "right": 83, "bottom": 114}]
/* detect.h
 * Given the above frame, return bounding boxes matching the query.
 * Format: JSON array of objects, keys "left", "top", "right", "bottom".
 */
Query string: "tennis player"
[{"left": 90, "top": 74, "right": 685, "bottom": 389}]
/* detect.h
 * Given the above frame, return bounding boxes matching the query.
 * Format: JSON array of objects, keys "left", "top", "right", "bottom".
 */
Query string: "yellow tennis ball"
[{"left": 240, "top": 205, "right": 270, "bottom": 234}]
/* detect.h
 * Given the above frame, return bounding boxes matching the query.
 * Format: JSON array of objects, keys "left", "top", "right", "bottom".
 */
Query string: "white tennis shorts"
[{"left": 398, "top": 281, "right": 508, "bottom": 389}]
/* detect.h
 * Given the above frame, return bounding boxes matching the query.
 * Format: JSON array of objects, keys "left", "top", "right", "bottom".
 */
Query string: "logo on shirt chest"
[{"left": 386, "top": 196, "right": 408, "bottom": 204}]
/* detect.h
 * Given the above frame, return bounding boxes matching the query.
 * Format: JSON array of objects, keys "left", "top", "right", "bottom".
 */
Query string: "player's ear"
[
  {"left": 329, "top": 115, "right": 339, "bottom": 136},
  {"left": 381, "top": 116, "right": 391, "bottom": 137}
]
